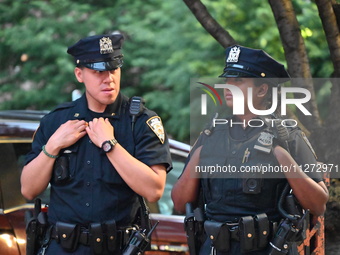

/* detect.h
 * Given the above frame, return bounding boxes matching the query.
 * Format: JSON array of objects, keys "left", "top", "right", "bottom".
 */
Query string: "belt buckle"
[
  {"left": 227, "top": 223, "right": 240, "bottom": 241},
  {"left": 79, "top": 227, "right": 90, "bottom": 245}
]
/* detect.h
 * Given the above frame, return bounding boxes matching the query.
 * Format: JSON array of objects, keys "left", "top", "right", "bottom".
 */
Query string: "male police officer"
[
  {"left": 21, "top": 33, "right": 172, "bottom": 254},
  {"left": 172, "top": 45, "right": 328, "bottom": 254}
]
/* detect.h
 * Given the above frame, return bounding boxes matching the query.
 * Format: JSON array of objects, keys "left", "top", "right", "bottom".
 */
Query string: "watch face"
[{"left": 102, "top": 141, "right": 112, "bottom": 152}]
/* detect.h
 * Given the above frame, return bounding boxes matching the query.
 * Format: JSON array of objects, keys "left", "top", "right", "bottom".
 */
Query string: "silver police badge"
[
  {"left": 100, "top": 37, "right": 114, "bottom": 54},
  {"left": 258, "top": 132, "right": 274, "bottom": 146},
  {"left": 227, "top": 46, "right": 241, "bottom": 63},
  {"left": 254, "top": 132, "right": 274, "bottom": 153},
  {"left": 146, "top": 116, "right": 165, "bottom": 144}
]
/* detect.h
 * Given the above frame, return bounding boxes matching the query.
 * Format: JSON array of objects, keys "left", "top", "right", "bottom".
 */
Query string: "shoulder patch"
[{"left": 146, "top": 116, "right": 165, "bottom": 144}]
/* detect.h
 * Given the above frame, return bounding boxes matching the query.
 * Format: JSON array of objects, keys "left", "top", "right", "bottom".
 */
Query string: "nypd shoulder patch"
[{"left": 146, "top": 116, "right": 165, "bottom": 144}]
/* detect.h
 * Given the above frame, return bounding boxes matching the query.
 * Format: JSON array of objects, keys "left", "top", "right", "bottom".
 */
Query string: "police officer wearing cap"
[
  {"left": 172, "top": 45, "right": 328, "bottom": 254},
  {"left": 21, "top": 33, "right": 172, "bottom": 255}
]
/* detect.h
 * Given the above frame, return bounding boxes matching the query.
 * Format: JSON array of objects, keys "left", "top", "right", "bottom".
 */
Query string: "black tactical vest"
[{"left": 198, "top": 123, "right": 287, "bottom": 223}]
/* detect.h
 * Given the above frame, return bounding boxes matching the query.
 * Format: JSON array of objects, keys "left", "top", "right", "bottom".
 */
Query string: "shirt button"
[
  {"left": 232, "top": 151, "right": 236, "bottom": 155},
  {"left": 86, "top": 203, "right": 90, "bottom": 207},
  {"left": 87, "top": 160, "right": 91, "bottom": 165},
  {"left": 86, "top": 182, "right": 91, "bottom": 186}
]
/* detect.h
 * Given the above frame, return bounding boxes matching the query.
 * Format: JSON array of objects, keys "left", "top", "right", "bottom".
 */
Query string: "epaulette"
[
  {"left": 203, "top": 112, "right": 219, "bottom": 136},
  {"left": 49, "top": 101, "right": 75, "bottom": 113}
]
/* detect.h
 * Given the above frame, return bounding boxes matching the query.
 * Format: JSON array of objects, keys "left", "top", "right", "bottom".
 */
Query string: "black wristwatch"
[{"left": 101, "top": 139, "right": 118, "bottom": 153}]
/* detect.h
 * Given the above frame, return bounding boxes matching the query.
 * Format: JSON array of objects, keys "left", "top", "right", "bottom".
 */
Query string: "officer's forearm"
[
  {"left": 171, "top": 147, "right": 202, "bottom": 214},
  {"left": 105, "top": 143, "right": 167, "bottom": 203},
  {"left": 274, "top": 146, "right": 329, "bottom": 216},
  {"left": 21, "top": 151, "right": 54, "bottom": 200},
  {"left": 171, "top": 169, "right": 200, "bottom": 214}
]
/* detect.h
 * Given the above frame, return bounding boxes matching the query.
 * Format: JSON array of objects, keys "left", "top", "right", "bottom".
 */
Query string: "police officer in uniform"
[
  {"left": 171, "top": 45, "right": 328, "bottom": 254},
  {"left": 21, "top": 33, "right": 172, "bottom": 254}
]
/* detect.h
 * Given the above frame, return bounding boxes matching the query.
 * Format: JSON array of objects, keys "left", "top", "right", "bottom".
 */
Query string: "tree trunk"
[
  {"left": 313, "top": 0, "right": 340, "bottom": 165},
  {"left": 268, "top": 0, "right": 321, "bottom": 131}
]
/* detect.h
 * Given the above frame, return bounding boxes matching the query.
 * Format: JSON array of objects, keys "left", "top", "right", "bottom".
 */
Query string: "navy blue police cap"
[
  {"left": 219, "top": 45, "right": 290, "bottom": 86},
  {"left": 67, "top": 34, "right": 124, "bottom": 71}
]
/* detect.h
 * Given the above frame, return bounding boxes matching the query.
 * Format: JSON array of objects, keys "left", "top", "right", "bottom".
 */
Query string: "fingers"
[{"left": 87, "top": 118, "right": 107, "bottom": 129}]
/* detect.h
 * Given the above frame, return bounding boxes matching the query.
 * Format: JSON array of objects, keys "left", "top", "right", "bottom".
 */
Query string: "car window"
[
  {"left": 0, "top": 142, "right": 31, "bottom": 210},
  {"left": 149, "top": 150, "right": 187, "bottom": 216}
]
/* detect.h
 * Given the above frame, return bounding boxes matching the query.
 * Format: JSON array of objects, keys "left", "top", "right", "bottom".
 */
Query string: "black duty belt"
[
  {"left": 47, "top": 221, "right": 134, "bottom": 253},
  {"left": 204, "top": 213, "right": 279, "bottom": 253}
]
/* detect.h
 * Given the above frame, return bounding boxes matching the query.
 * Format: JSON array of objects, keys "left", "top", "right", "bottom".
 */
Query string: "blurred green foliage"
[{"left": 0, "top": 0, "right": 332, "bottom": 142}]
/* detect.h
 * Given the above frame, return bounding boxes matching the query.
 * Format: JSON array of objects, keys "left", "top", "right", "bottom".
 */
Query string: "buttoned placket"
[{"left": 83, "top": 137, "right": 94, "bottom": 215}]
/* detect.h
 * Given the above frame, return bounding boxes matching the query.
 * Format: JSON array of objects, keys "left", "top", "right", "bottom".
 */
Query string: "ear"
[
  {"left": 74, "top": 67, "right": 83, "bottom": 83},
  {"left": 256, "top": 83, "right": 269, "bottom": 98}
]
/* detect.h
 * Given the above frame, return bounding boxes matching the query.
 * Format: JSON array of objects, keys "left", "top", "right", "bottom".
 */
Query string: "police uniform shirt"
[
  {"left": 25, "top": 93, "right": 172, "bottom": 226},
  {"left": 192, "top": 115, "right": 322, "bottom": 223}
]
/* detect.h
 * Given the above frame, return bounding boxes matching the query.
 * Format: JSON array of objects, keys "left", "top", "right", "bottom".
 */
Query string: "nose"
[
  {"left": 225, "top": 78, "right": 236, "bottom": 85},
  {"left": 103, "top": 71, "right": 114, "bottom": 82}
]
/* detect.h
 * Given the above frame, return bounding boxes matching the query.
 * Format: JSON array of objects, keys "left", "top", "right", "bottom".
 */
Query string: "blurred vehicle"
[{"left": 0, "top": 110, "right": 190, "bottom": 255}]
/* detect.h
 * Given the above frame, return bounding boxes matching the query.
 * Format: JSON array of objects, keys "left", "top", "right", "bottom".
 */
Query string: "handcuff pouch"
[
  {"left": 204, "top": 220, "right": 230, "bottom": 252},
  {"left": 56, "top": 222, "right": 80, "bottom": 252}
]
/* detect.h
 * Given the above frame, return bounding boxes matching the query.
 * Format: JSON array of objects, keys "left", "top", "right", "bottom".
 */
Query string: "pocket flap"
[
  {"left": 56, "top": 222, "right": 79, "bottom": 241},
  {"left": 204, "top": 220, "right": 224, "bottom": 241},
  {"left": 204, "top": 220, "right": 230, "bottom": 252},
  {"left": 56, "top": 222, "right": 80, "bottom": 252}
]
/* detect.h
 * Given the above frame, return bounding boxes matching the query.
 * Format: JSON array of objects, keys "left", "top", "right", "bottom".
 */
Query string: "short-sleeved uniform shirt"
[{"left": 25, "top": 93, "right": 172, "bottom": 226}]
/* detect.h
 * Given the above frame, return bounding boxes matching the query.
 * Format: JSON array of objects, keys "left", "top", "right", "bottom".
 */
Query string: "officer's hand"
[
  {"left": 86, "top": 118, "right": 114, "bottom": 148},
  {"left": 47, "top": 120, "right": 87, "bottom": 153}
]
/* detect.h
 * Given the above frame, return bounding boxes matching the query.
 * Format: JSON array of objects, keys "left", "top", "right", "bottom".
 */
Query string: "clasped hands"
[{"left": 49, "top": 118, "right": 114, "bottom": 152}]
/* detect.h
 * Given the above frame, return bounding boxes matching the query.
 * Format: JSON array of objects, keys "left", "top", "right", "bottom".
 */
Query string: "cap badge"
[
  {"left": 100, "top": 37, "right": 114, "bottom": 54},
  {"left": 227, "top": 46, "right": 241, "bottom": 63}
]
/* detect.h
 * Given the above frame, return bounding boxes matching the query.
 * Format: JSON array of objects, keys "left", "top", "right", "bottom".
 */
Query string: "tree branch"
[{"left": 182, "top": 0, "right": 236, "bottom": 48}]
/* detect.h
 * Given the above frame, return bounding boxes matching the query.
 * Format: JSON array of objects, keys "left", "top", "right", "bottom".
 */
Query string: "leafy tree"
[
  {"left": 0, "top": 0, "right": 334, "bottom": 144},
  {"left": 0, "top": 0, "right": 120, "bottom": 109}
]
